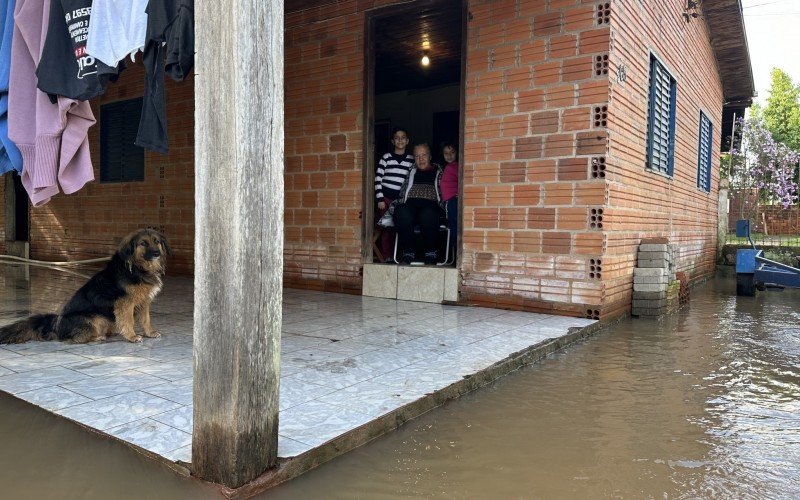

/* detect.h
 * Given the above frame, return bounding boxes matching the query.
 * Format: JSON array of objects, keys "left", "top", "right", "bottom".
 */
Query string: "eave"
[{"left": 702, "top": 0, "right": 756, "bottom": 107}]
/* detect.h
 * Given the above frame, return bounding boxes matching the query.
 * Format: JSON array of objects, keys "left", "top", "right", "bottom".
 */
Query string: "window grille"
[
  {"left": 697, "top": 111, "right": 713, "bottom": 192},
  {"left": 100, "top": 98, "right": 145, "bottom": 183},
  {"left": 645, "top": 55, "right": 677, "bottom": 176}
]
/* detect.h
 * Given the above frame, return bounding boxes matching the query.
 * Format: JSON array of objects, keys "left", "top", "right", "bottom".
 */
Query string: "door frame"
[{"left": 361, "top": 0, "right": 468, "bottom": 266}]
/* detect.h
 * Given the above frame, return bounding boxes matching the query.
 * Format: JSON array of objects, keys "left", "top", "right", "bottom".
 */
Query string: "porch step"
[{"left": 362, "top": 263, "right": 459, "bottom": 303}]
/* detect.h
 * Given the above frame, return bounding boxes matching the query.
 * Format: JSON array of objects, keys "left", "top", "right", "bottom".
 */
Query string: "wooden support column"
[{"left": 193, "top": 0, "right": 284, "bottom": 488}]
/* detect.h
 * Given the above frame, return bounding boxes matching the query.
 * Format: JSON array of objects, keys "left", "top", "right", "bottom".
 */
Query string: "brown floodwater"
[{"left": 2, "top": 271, "right": 799, "bottom": 499}]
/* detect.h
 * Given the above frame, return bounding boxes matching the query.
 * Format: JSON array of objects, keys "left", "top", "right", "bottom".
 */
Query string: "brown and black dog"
[{"left": 0, "top": 229, "right": 171, "bottom": 344}]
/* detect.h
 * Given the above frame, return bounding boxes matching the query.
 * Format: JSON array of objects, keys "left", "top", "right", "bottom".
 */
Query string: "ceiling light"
[{"left": 421, "top": 52, "right": 430, "bottom": 67}]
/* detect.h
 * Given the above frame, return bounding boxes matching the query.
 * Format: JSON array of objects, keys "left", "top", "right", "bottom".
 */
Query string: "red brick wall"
[
  {"left": 24, "top": 61, "right": 196, "bottom": 274},
  {"left": 728, "top": 190, "right": 799, "bottom": 234},
  {"left": 603, "top": 0, "right": 723, "bottom": 317},
  {"left": 460, "top": 0, "right": 611, "bottom": 318},
  {"left": 17, "top": 0, "right": 370, "bottom": 287},
  {"left": 283, "top": 1, "right": 368, "bottom": 293},
  {"left": 759, "top": 206, "right": 800, "bottom": 235},
  {"left": 8, "top": 0, "right": 729, "bottom": 321}
]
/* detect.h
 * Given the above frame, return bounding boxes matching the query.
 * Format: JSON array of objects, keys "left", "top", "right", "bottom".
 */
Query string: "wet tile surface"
[
  {"left": 0, "top": 263, "right": 596, "bottom": 464},
  {"left": 106, "top": 418, "right": 192, "bottom": 457}
]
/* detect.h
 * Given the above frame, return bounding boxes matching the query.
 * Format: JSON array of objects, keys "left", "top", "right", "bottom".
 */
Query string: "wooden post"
[{"left": 193, "top": 0, "right": 284, "bottom": 488}]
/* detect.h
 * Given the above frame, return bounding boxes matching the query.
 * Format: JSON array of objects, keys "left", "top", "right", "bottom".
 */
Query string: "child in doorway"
[
  {"left": 440, "top": 142, "right": 459, "bottom": 253},
  {"left": 375, "top": 128, "right": 414, "bottom": 262}
]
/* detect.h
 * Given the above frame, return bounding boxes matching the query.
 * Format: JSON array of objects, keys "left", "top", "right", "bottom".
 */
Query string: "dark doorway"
[
  {"left": 13, "top": 174, "right": 29, "bottom": 241},
  {"left": 364, "top": 0, "right": 465, "bottom": 264},
  {"left": 431, "top": 110, "right": 459, "bottom": 165},
  {"left": 4, "top": 172, "right": 29, "bottom": 244}
]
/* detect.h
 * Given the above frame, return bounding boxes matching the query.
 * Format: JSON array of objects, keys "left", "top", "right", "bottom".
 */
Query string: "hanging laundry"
[
  {"left": 9, "top": 0, "right": 95, "bottom": 206},
  {"left": 135, "top": 0, "right": 193, "bottom": 154},
  {"left": 36, "top": 0, "right": 120, "bottom": 101},
  {"left": 0, "top": 0, "right": 21, "bottom": 174},
  {"left": 85, "top": 0, "right": 148, "bottom": 68}
]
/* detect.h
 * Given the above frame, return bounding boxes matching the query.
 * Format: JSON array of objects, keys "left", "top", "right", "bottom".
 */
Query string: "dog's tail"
[{"left": 0, "top": 314, "right": 58, "bottom": 344}]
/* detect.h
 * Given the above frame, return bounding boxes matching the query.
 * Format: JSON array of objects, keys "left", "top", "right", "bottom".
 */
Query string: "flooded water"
[{"left": 2, "top": 272, "right": 799, "bottom": 499}]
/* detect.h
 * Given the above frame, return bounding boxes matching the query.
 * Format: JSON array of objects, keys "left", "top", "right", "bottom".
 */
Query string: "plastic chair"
[{"left": 392, "top": 221, "right": 453, "bottom": 265}]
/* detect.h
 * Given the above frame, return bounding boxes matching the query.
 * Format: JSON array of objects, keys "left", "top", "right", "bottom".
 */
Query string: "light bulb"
[{"left": 421, "top": 55, "right": 430, "bottom": 66}]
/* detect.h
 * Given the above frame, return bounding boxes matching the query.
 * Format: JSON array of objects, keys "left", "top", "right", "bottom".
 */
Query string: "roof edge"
[{"left": 704, "top": 0, "right": 756, "bottom": 106}]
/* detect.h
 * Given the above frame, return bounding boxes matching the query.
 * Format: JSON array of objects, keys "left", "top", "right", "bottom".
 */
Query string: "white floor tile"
[
  {"left": 106, "top": 418, "right": 192, "bottom": 456},
  {"left": 17, "top": 386, "right": 93, "bottom": 411},
  {"left": 0, "top": 366, "right": 89, "bottom": 395},
  {"left": 0, "top": 266, "right": 597, "bottom": 465},
  {"left": 56, "top": 391, "right": 182, "bottom": 431}
]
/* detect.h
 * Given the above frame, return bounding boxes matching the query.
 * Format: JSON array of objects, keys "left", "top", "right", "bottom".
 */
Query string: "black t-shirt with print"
[{"left": 37, "top": 0, "right": 120, "bottom": 101}]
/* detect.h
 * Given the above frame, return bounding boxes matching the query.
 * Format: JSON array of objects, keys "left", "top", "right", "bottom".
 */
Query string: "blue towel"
[{"left": 0, "top": 0, "right": 22, "bottom": 175}]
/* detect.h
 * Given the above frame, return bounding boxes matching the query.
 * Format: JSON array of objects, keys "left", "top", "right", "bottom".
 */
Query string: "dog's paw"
[
  {"left": 144, "top": 330, "right": 162, "bottom": 338},
  {"left": 127, "top": 334, "right": 143, "bottom": 343}
]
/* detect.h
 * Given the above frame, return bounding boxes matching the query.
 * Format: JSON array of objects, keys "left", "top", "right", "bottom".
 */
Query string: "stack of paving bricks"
[{"left": 632, "top": 239, "right": 678, "bottom": 317}]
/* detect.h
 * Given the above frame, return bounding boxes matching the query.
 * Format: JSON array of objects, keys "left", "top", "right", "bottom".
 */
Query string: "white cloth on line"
[{"left": 86, "top": 0, "right": 148, "bottom": 67}]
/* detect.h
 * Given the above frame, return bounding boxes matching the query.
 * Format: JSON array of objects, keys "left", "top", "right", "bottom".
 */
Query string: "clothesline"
[{"left": 0, "top": 0, "right": 194, "bottom": 206}]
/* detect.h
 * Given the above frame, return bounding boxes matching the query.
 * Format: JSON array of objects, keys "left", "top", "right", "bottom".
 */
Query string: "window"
[
  {"left": 100, "top": 98, "right": 145, "bottom": 183},
  {"left": 697, "top": 111, "right": 713, "bottom": 192},
  {"left": 645, "top": 55, "right": 677, "bottom": 177}
]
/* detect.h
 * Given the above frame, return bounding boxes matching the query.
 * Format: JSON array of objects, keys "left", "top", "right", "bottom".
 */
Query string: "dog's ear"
[
  {"left": 117, "top": 231, "right": 140, "bottom": 261},
  {"left": 154, "top": 231, "right": 172, "bottom": 256}
]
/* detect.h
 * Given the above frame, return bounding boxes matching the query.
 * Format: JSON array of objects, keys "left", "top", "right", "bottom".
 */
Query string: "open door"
[
  {"left": 4, "top": 173, "right": 29, "bottom": 258},
  {"left": 363, "top": 0, "right": 466, "bottom": 265}
]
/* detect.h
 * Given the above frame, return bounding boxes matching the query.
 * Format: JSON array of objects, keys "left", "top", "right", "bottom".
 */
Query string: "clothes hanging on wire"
[
  {"left": 0, "top": 0, "right": 21, "bottom": 174},
  {"left": 8, "top": 0, "right": 95, "bottom": 206},
  {"left": 36, "top": 0, "right": 121, "bottom": 101},
  {"left": 135, "top": 0, "right": 193, "bottom": 154},
  {"left": 85, "top": 0, "right": 147, "bottom": 68}
]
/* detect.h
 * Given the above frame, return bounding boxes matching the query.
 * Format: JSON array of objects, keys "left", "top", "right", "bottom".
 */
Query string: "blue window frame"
[
  {"left": 697, "top": 111, "right": 713, "bottom": 192},
  {"left": 645, "top": 55, "right": 677, "bottom": 176}
]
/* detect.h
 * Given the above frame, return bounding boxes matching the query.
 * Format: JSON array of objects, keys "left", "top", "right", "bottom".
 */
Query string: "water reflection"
[
  {"left": 266, "top": 274, "right": 799, "bottom": 499},
  {"left": 1, "top": 273, "right": 798, "bottom": 499}
]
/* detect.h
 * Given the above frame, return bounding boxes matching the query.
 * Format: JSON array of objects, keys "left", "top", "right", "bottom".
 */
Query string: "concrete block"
[
  {"left": 398, "top": 266, "right": 444, "bottom": 303},
  {"left": 632, "top": 307, "right": 667, "bottom": 316},
  {"left": 362, "top": 263, "right": 397, "bottom": 299},
  {"left": 633, "top": 282, "right": 668, "bottom": 292},
  {"left": 638, "top": 251, "right": 671, "bottom": 261},
  {"left": 632, "top": 290, "right": 667, "bottom": 299},
  {"left": 444, "top": 268, "right": 459, "bottom": 302},
  {"left": 638, "top": 243, "right": 668, "bottom": 252},
  {"left": 634, "top": 276, "right": 670, "bottom": 284},
  {"left": 633, "top": 268, "right": 667, "bottom": 277},
  {"left": 637, "top": 259, "right": 670, "bottom": 268},
  {"left": 633, "top": 299, "right": 668, "bottom": 308}
]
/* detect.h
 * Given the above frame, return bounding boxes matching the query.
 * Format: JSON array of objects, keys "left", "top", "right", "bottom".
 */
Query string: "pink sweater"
[
  {"left": 441, "top": 161, "right": 459, "bottom": 201},
  {"left": 8, "top": 0, "right": 95, "bottom": 207}
]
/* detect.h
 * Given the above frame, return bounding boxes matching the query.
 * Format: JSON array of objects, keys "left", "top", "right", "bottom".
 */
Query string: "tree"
[
  {"left": 730, "top": 117, "right": 799, "bottom": 218},
  {"left": 762, "top": 68, "right": 800, "bottom": 150}
]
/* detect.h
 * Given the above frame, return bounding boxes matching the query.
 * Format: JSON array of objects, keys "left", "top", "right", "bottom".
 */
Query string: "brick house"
[{"left": 1, "top": 0, "right": 753, "bottom": 321}]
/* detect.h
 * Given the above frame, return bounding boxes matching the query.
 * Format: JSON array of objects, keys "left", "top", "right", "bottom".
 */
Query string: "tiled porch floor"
[{"left": 0, "top": 263, "right": 596, "bottom": 465}]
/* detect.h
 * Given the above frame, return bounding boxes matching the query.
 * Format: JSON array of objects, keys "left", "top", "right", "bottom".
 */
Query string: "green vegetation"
[{"left": 762, "top": 68, "right": 800, "bottom": 151}]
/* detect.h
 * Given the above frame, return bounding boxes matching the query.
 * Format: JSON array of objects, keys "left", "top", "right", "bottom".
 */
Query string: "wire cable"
[{"left": 0, "top": 254, "right": 110, "bottom": 266}]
